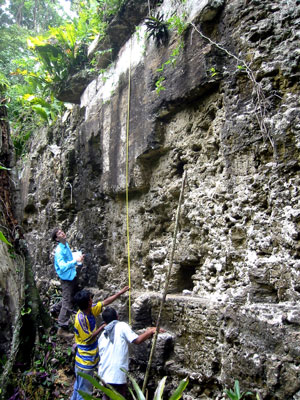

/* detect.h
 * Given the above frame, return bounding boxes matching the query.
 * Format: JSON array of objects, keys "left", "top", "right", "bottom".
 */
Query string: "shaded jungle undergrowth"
[
  {"left": 0, "top": 282, "right": 75, "bottom": 400},
  {"left": 4, "top": 330, "right": 75, "bottom": 400}
]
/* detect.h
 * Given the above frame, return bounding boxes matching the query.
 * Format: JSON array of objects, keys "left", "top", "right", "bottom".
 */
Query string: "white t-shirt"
[{"left": 98, "top": 321, "right": 138, "bottom": 384}]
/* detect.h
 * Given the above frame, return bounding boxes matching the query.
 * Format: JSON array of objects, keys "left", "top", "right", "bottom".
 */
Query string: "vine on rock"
[{"left": 190, "top": 22, "right": 275, "bottom": 151}]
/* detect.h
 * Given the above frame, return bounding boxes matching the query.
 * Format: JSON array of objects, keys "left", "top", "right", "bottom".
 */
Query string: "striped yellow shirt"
[{"left": 74, "top": 301, "right": 103, "bottom": 370}]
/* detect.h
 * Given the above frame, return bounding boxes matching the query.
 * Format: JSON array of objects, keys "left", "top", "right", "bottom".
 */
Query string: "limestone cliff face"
[{"left": 17, "top": 0, "right": 300, "bottom": 398}]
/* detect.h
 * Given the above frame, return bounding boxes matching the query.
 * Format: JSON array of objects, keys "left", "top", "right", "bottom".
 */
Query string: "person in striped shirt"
[{"left": 71, "top": 286, "right": 129, "bottom": 400}]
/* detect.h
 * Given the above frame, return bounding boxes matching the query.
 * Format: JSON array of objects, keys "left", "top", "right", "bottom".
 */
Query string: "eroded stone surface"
[{"left": 15, "top": 0, "right": 300, "bottom": 398}]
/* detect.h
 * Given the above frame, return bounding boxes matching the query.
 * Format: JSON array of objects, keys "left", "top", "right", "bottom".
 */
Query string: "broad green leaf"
[
  {"left": 77, "top": 372, "right": 103, "bottom": 391},
  {"left": 224, "top": 389, "right": 236, "bottom": 400},
  {"left": 153, "top": 376, "right": 167, "bottom": 400},
  {"left": 78, "top": 372, "right": 126, "bottom": 400},
  {"left": 234, "top": 380, "right": 240, "bottom": 398},
  {"left": 0, "top": 231, "right": 12, "bottom": 247},
  {"left": 169, "top": 377, "right": 189, "bottom": 400},
  {"left": 78, "top": 387, "right": 125, "bottom": 400},
  {"left": 77, "top": 391, "right": 94, "bottom": 400},
  {"left": 32, "top": 105, "right": 49, "bottom": 122},
  {"left": 121, "top": 368, "right": 145, "bottom": 400}
]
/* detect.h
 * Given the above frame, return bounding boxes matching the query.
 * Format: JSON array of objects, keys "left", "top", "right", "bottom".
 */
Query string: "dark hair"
[
  {"left": 74, "top": 290, "right": 91, "bottom": 310},
  {"left": 102, "top": 307, "right": 118, "bottom": 324},
  {"left": 51, "top": 227, "right": 60, "bottom": 242}
]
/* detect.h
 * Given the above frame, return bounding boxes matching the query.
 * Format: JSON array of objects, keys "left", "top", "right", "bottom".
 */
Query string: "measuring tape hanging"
[{"left": 126, "top": 38, "right": 132, "bottom": 325}]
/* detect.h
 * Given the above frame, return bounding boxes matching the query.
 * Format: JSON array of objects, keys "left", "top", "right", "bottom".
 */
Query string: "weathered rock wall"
[
  {"left": 0, "top": 99, "right": 24, "bottom": 360},
  {"left": 16, "top": 0, "right": 300, "bottom": 398}
]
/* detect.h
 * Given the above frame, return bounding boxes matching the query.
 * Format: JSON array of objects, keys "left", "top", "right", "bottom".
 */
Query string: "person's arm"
[
  {"left": 102, "top": 286, "right": 130, "bottom": 306},
  {"left": 87, "top": 323, "right": 106, "bottom": 342},
  {"left": 133, "top": 327, "right": 165, "bottom": 345}
]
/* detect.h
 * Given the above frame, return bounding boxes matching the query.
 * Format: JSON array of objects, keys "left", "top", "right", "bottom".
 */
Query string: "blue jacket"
[{"left": 54, "top": 242, "right": 77, "bottom": 281}]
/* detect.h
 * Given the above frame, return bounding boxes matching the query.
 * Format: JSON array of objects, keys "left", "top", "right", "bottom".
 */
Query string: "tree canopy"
[
  {"left": 0, "top": 0, "right": 125, "bottom": 158},
  {"left": 0, "top": 0, "right": 67, "bottom": 30}
]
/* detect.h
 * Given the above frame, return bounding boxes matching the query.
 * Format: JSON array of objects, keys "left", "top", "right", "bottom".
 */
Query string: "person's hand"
[
  {"left": 120, "top": 286, "right": 130, "bottom": 294},
  {"left": 148, "top": 327, "right": 166, "bottom": 335},
  {"left": 74, "top": 253, "right": 84, "bottom": 263}
]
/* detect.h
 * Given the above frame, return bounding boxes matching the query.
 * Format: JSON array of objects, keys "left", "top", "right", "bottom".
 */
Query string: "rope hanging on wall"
[{"left": 126, "top": 38, "right": 132, "bottom": 325}]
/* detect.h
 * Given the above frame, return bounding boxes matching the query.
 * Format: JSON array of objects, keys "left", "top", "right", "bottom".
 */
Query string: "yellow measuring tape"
[{"left": 126, "top": 39, "right": 132, "bottom": 325}]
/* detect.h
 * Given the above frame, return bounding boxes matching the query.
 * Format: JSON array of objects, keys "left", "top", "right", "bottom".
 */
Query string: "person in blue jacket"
[{"left": 51, "top": 227, "right": 84, "bottom": 337}]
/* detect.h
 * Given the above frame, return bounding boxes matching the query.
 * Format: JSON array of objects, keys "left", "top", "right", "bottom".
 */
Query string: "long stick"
[
  {"left": 126, "top": 39, "right": 132, "bottom": 325},
  {"left": 142, "top": 170, "right": 187, "bottom": 393}
]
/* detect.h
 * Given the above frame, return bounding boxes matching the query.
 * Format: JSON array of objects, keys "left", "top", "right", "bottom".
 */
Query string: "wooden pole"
[{"left": 142, "top": 170, "right": 187, "bottom": 394}]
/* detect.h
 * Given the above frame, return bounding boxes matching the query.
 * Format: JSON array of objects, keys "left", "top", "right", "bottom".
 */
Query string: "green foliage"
[
  {"left": 78, "top": 368, "right": 189, "bottom": 400},
  {"left": 225, "top": 380, "right": 253, "bottom": 400},
  {"left": 0, "top": 354, "right": 7, "bottom": 376},
  {"left": 24, "top": 0, "right": 126, "bottom": 95},
  {"left": 7, "top": 78, "right": 64, "bottom": 157},
  {"left": 237, "top": 64, "right": 246, "bottom": 72},
  {"left": 155, "top": 41, "right": 184, "bottom": 94},
  {"left": 155, "top": 76, "right": 166, "bottom": 94},
  {"left": 145, "top": 12, "right": 169, "bottom": 47},
  {"left": 27, "top": 22, "right": 88, "bottom": 86},
  {"left": 96, "top": 0, "right": 126, "bottom": 22},
  {"left": 167, "top": 13, "right": 188, "bottom": 36},
  {"left": 0, "top": 21, "right": 66, "bottom": 158},
  {"left": 0, "top": 231, "right": 12, "bottom": 247},
  {"left": 0, "top": 0, "right": 131, "bottom": 160},
  {"left": 0, "top": 25, "right": 31, "bottom": 88},
  {"left": 209, "top": 67, "right": 218, "bottom": 77},
  {"left": 0, "top": 72, "right": 9, "bottom": 92},
  {"left": 151, "top": 10, "right": 187, "bottom": 95},
  {"left": 8, "top": 332, "right": 74, "bottom": 399},
  {"left": 156, "top": 42, "right": 183, "bottom": 74},
  {"left": 1, "top": 0, "right": 66, "bottom": 31},
  {"left": 21, "top": 306, "right": 32, "bottom": 316}
]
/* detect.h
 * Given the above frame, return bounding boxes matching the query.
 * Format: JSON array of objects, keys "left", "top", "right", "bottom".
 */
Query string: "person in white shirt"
[{"left": 98, "top": 307, "right": 164, "bottom": 399}]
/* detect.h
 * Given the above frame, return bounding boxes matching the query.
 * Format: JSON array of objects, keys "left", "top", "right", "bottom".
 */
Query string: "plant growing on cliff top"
[
  {"left": 145, "top": 12, "right": 169, "bottom": 47},
  {"left": 78, "top": 369, "right": 189, "bottom": 400},
  {"left": 152, "top": 12, "right": 188, "bottom": 95},
  {"left": 27, "top": 22, "right": 88, "bottom": 87}
]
